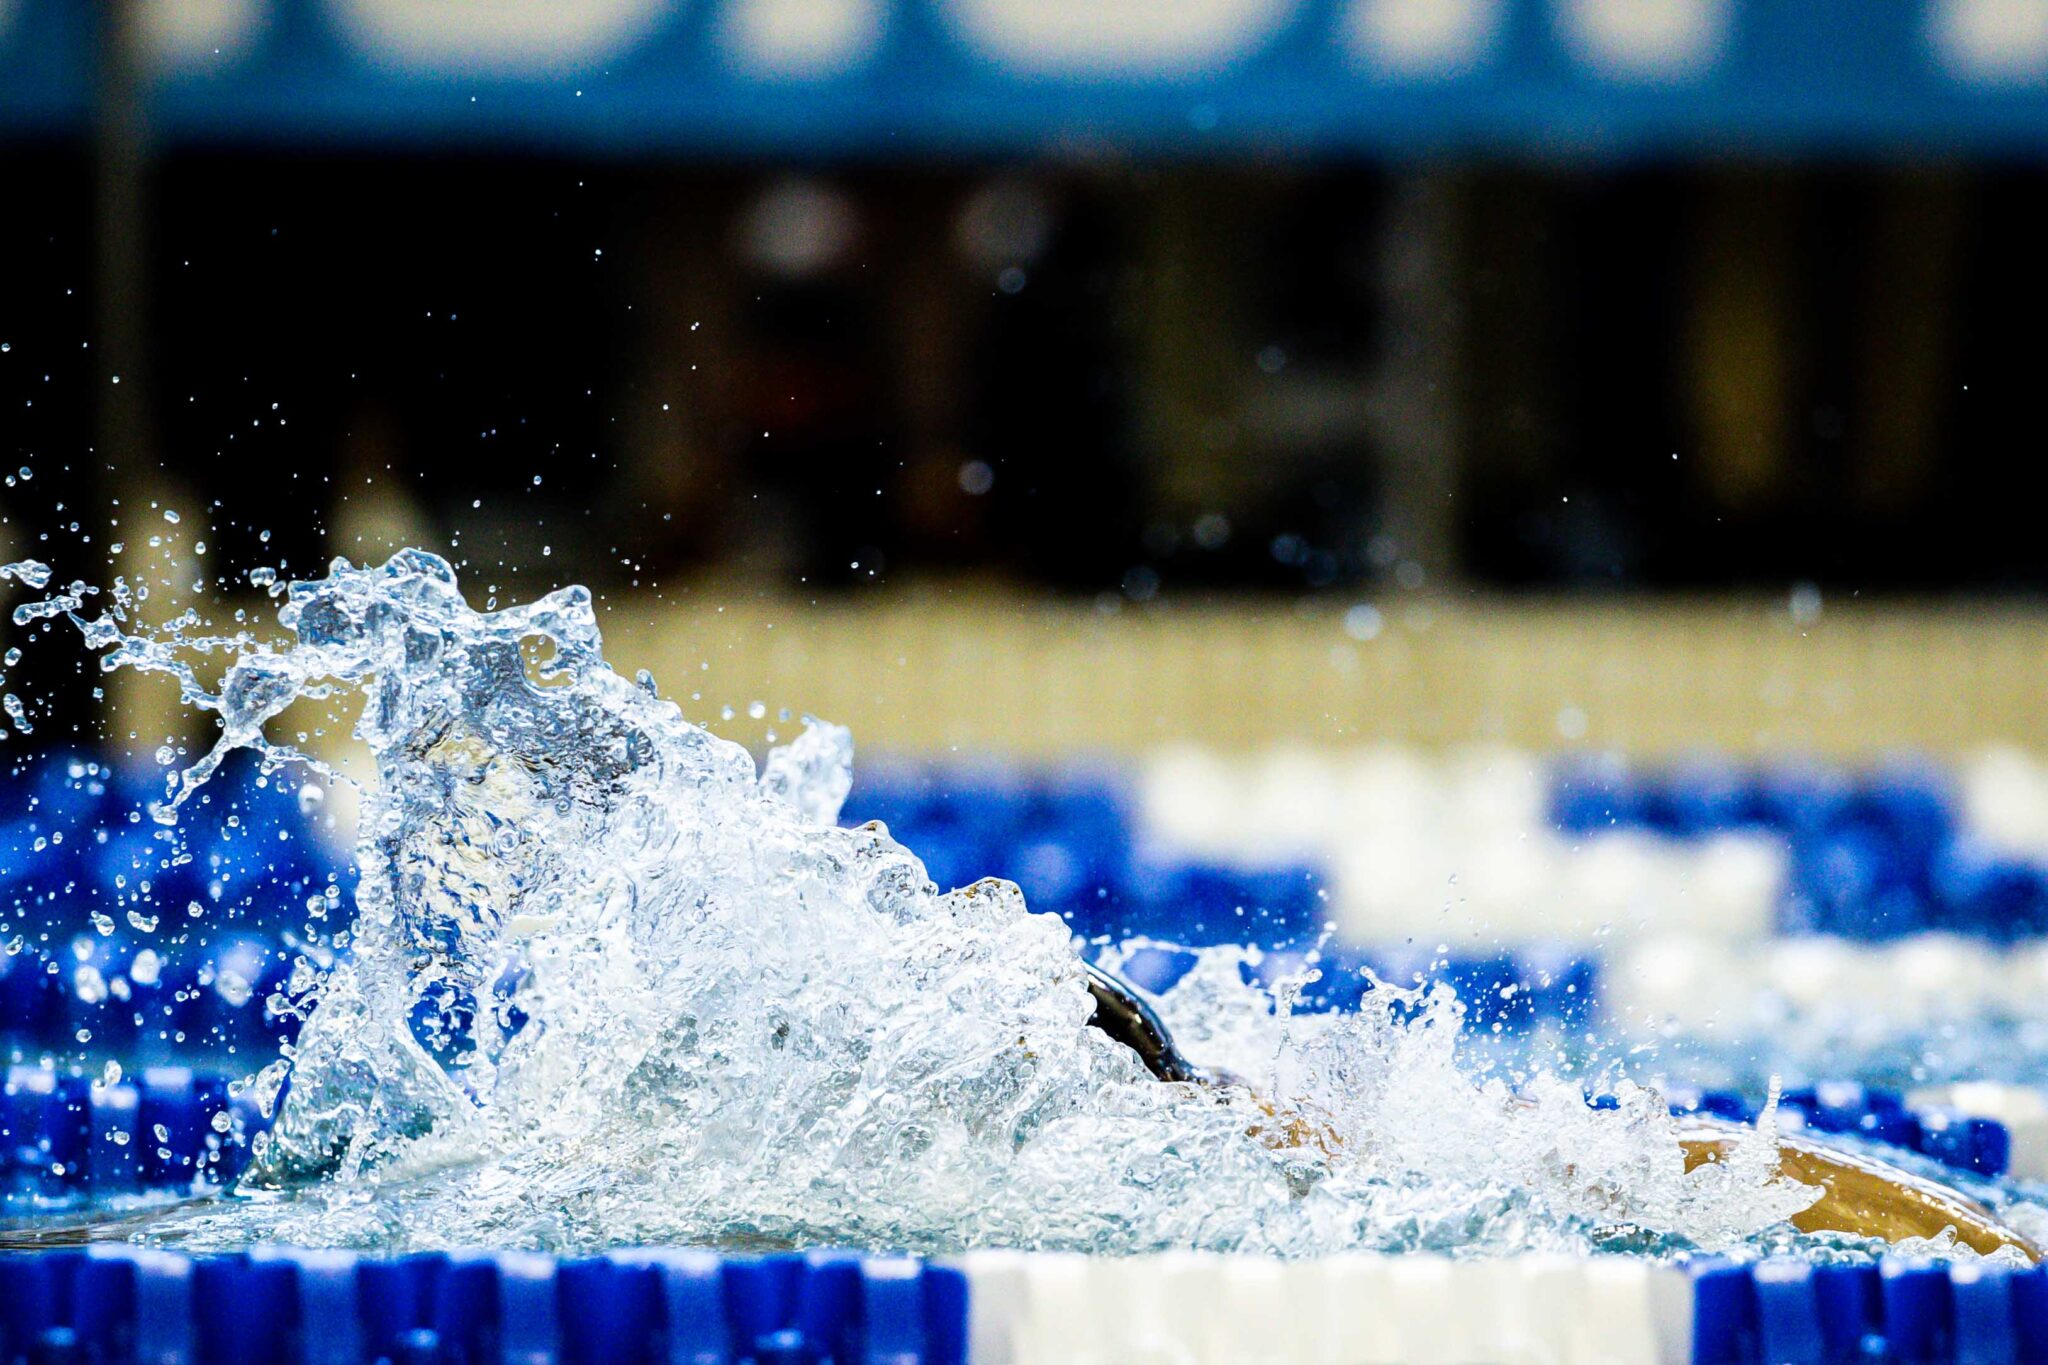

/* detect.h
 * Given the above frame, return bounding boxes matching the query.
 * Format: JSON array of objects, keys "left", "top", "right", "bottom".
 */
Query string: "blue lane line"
[
  {"left": 13, "top": 1240, "right": 2048, "bottom": 1365},
  {"left": 1694, "top": 1257, "right": 2048, "bottom": 1365},
  {"left": 10, "top": 745, "right": 2048, "bottom": 969},
  {"left": 1, "top": 751, "right": 356, "bottom": 940},
  {"left": 9, "top": 1052, "right": 2004, "bottom": 1203},
  {"left": 0, "top": 1248, "right": 970, "bottom": 1365},
  {"left": 1621, "top": 1083, "right": 2013, "bottom": 1178},
  {"left": 1552, "top": 753, "right": 2048, "bottom": 941},
  {"left": 2, "top": 1061, "right": 262, "bottom": 1203}
]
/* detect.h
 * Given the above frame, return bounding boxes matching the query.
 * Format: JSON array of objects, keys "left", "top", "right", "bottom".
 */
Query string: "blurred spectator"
[{"left": 6, "top": 144, "right": 2048, "bottom": 602}]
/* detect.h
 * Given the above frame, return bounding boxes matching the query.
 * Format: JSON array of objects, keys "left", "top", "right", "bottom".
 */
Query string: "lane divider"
[
  {"left": 1610, "top": 934, "right": 2048, "bottom": 1034},
  {"left": 1692, "top": 1257, "right": 2048, "bottom": 1365},
  {"left": 1651, "top": 1084, "right": 2014, "bottom": 1178},
  {"left": 3, "top": 1058, "right": 2019, "bottom": 1211},
  {"left": 0, "top": 936, "right": 302, "bottom": 1062},
  {"left": 1, "top": 1063, "right": 261, "bottom": 1202},
  {"left": 1, "top": 752, "right": 352, "bottom": 940},
  {"left": 955, "top": 1250, "right": 1695, "bottom": 1365},
  {"left": 959, "top": 1252, "right": 2048, "bottom": 1365},
  {"left": 1141, "top": 746, "right": 2048, "bottom": 944},
  {"left": 1117, "top": 940, "right": 1599, "bottom": 1031},
  {"left": 1912, "top": 1084, "right": 2048, "bottom": 1184},
  {"left": 0, "top": 1248, "right": 968, "bottom": 1365},
  {"left": 8, "top": 1247, "right": 2048, "bottom": 1362}
]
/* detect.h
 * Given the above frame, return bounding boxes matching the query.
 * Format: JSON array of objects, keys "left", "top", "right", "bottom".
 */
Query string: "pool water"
[{"left": 0, "top": 549, "right": 2037, "bottom": 1269}]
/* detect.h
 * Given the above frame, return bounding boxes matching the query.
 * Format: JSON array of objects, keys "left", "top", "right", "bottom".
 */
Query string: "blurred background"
[
  {"left": 6, "top": 1, "right": 2048, "bottom": 1171},
  {"left": 6, "top": 0, "right": 2048, "bottom": 758},
  {"left": 2, "top": 1, "right": 2047, "bottom": 748}
]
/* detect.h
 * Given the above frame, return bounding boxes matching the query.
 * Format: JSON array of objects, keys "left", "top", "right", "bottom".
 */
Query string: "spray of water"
[{"left": 39, "top": 549, "right": 1823, "bottom": 1254}]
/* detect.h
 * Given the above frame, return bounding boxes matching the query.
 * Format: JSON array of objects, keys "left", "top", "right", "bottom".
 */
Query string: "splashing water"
[
  {"left": 55, "top": 549, "right": 1824, "bottom": 1255},
  {"left": 2, "top": 558, "right": 54, "bottom": 591}
]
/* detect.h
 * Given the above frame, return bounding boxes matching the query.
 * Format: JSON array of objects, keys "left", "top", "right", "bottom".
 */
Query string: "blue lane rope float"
[
  {"left": 2, "top": 1063, "right": 262, "bottom": 1203},
  {"left": 14, "top": 748, "right": 2048, "bottom": 975},
  {"left": 0, "top": 1248, "right": 969, "bottom": 1365},
  {"left": 0, "top": 754, "right": 354, "bottom": 941},
  {"left": 1, "top": 930, "right": 1605, "bottom": 1058},
  {"left": 844, "top": 759, "right": 1328, "bottom": 949},
  {"left": 848, "top": 750, "right": 2048, "bottom": 945},
  {"left": 1584, "top": 1083, "right": 2013, "bottom": 1179},
  {"left": 1664, "top": 1085, "right": 2015, "bottom": 1179},
  {"left": 1, "top": 937, "right": 302, "bottom": 1062},
  {"left": 12, "top": 1248, "right": 2048, "bottom": 1365},
  {"left": 17, "top": 746, "right": 2048, "bottom": 1076},
  {"left": 1692, "top": 1257, "right": 2048, "bottom": 1365},
  {"left": 1581, "top": 1080, "right": 2015, "bottom": 1178},
  {"left": 1551, "top": 753, "right": 2048, "bottom": 941}
]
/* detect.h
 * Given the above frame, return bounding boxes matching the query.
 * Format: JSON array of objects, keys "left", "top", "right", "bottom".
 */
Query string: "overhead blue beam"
[{"left": 4, "top": 0, "right": 2048, "bottom": 155}]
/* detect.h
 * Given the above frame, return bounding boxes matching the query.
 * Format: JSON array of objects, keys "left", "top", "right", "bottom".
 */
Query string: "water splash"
[
  {"left": 2, "top": 559, "right": 53, "bottom": 591},
  {"left": 64, "top": 550, "right": 1819, "bottom": 1255}
]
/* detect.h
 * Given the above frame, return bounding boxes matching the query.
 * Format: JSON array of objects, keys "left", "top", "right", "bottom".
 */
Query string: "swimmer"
[
  {"left": 1083, "top": 962, "right": 2041, "bottom": 1260},
  {"left": 1083, "top": 961, "right": 1215, "bottom": 1085}
]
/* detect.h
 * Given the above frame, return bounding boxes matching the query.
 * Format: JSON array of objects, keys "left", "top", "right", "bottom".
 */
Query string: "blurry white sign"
[
  {"left": 1558, "top": 0, "right": 1730, "bottom": 79},
  {"left": 723, "top": 0, "right": 883, "bottom": 77},
  {"left": 1930, "top": 0, "right": 2048, "bottom": 81},
  {"left": 331, "top": 0, "right": 673, "bottom": 75},
  {"left": 144, "top": 0, "right": 267, "bottom": 69},
  {"left": 945, "top": 0, "right": 1302, "bottom": 77},
  {"left": 1345, "top": 0, "right": 1504, "bottom": 76}
]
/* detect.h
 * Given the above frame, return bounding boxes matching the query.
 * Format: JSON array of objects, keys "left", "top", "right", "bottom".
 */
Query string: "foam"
[{"left": 32, "top": 551, "right": 1822, "bottom": 1254}]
